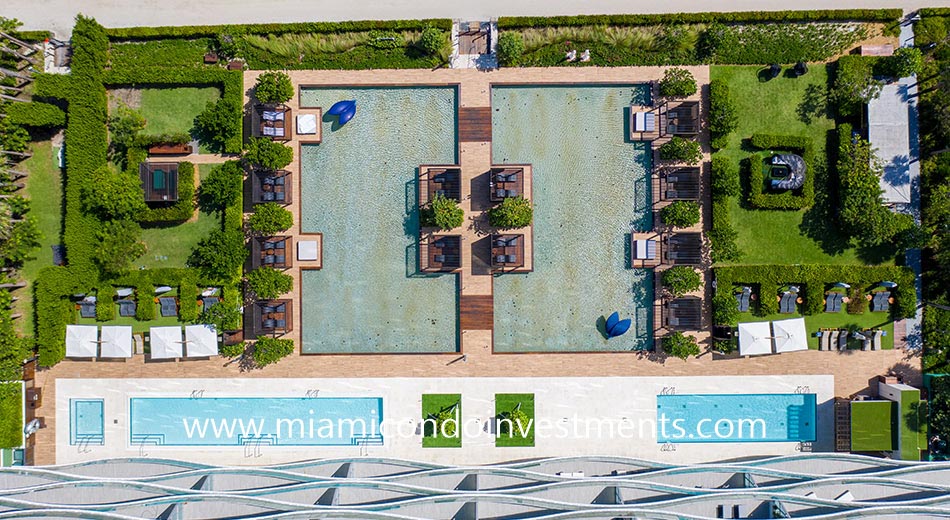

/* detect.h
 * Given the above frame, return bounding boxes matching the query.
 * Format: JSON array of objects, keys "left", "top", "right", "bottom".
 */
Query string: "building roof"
[{"left": 139, "top": 162, "right": 179, "bottom": 202}]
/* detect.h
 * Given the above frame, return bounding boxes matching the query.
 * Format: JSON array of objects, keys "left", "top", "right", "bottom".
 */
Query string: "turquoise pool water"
[
  {"left": 656, "top": 394, "right": 817, "bottom": 443},
  {"left": 491, "top": 85, "right": 654, "bottom": 352},
  {"left": 129, "top": 397, "right": 383, "bottom": 446},
  {"left": 298, "top": 87, "right": 458, "bottom": 353},
  {"left": 69, "top": 399, "right": 104, "bottom": 446}
]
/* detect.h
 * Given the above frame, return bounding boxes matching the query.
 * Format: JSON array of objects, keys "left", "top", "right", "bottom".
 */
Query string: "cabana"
[
  {"left": 138, "top": 162, "right": 179, "bottom": 202},
  {"left": 149, "top": 326, "right": 183, "bottom": 359},
  {"left": 65, "top": 325, "right": 98, "bottom": 358},
  {"left": 99, "top": 325, "right": 133, "bottom": 359},
  {"left": 663, "top": 101, "right": 700, "bottom": 136},
  {"left": 184, "top": 324, "right": 219, "bottom": 358},
  {"left": 419, "top": 166, "right": 461, "bottom": 204},
  {"left": 491, "top": 234, "right": 525, "bottom": 271},
  {"left": 772, "top": 317, "right": 808, "bottom": 353},
  {"left": 664, "top": 296, "right": 703, "bottom": 330},
  {"left": 665, "top": 233, "right": 703, "bottom": 265},
  {"left": 252, "top": 104, "right": 292, "bottom": 141},
  {"left": 253, "top": 169, "right": 293, "bottom": 204},
  {"left": 420, "top": 234, "right": 461, "bottom": 272},
  {"left": 253, "top": 300, "right": 293, "bottom": 337},
  {"left": 661, "top": 167, "right": 701, "bottom": 200},
  {"left": 253, "top": 235, "right": 293, "bottom": 269},
  {"left": 739, "top": 321, "right": 772, "bottom": 356},
  {"left": 489, "top": 166, "right": 526, "bottom": 202}
]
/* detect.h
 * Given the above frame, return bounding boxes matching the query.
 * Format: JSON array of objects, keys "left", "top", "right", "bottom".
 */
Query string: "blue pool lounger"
[{"left": 326, "top": 99, "right": 356, "bottom": 116}]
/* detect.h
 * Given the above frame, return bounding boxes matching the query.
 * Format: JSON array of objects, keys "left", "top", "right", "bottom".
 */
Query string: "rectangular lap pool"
[
  {"left": 70, "top": 399, "right": 104, "bottom": 446},
  {"left": 656, "top": 394, "right": 816, "bottom": 443},
  {"left": 129, "top": 397, "right": 383, "bottom": 446}
]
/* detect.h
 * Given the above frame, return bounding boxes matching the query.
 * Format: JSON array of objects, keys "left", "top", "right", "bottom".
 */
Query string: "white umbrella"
[
  {"left": 100, "top": 325, "right": 133, "bottom": 358},
  {"left": 772, "top": 317, "right": 808, "bottom": 353},
  {"left": 149, "top": 326, "right": 183, "bottom": 359},
  {"left": 65, "top": 324, "right": 98, "bottom": 358},
  {"left": 738, "top": 321, "right": 772, "bottom": 356},
  {"left": 184, "top": 324, "right": 219, "bottom": 357}
]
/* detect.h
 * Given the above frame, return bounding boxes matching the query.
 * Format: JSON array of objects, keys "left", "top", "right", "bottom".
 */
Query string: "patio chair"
[
  {"left": 118, "top": 300, "right": 136, "bottom": 317},
  {"left": 434, "top": 254, "right": 446, "bottom": 263},
  {"left": 496, "top": 189, "right": 506, "bottom": 198},
  {"left": 262, "top": 305, "right": 277, "bottom": 314},
  {"left": 825, "top": 293, "right": 837, "bottom": 313},
  {"left": 275, "top": 319, "right": 286, "bottom": 329},
  {"left": 274, "top": 192, "right": 285, "bottom": 201},
  {"left": 506, "top": 254, "right": 517, "bottom": 264},
  {"left": 506, "top": 236, "right": 519, "bottom": 246},
  {"left": 506, "top": 189, "right": 519, "bottom": 197},
  {"left": 79, "top": 301, "right": 96, "bottom": 319},
  {"left": 495, "top": 255, "right": 506, "bottom": 264},
  {"left": 828, "top": 330, "right": 839, "bottom": 350},
  {"left": 494, "top": 238, "right": 507, "bottom": 248},
  {"left": 262, "top": 191, "right": 275, "bottom": 201},
  {"left": 263, "top": 255, "right": 276, "bottom": 265},
  {"left": 872, "top": 330, "right": 883, "bottom": 350},
  {"left": 275, "top": 240, "right": 285, "bottom": 249},
  {"left": 737, "top": 287, "right": 751, "bottom": 312},
  {"left": 838, "top": 330, "right": 848, "bottom": 350},
  {"left": 159, "top": 297, "right": 178, "bottom": 317},
  {"left": 202, "top": 297, "right": 220, "bottom": 308},
  {"left": 263, "top": 319, "right": 276, "bottom": 329},
  {"left": 263, "top": 241, "right": 277, "bottom": 249}
]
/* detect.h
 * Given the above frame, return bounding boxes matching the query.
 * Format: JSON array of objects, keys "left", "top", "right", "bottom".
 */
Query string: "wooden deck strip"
[
  {"left": 459, "top": 295, "right": 493, "bottom": 330},
  {"left": 458, "top": 107, "right": 492, "bottom": 142}
]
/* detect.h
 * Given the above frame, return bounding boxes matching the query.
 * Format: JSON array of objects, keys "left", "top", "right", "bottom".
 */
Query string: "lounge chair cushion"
[
  {"left": 118, "top": 300, "right": 136, "bottom": 317},
  {"left": 159, "top": 297, "right": 178, "bottom": 317}
]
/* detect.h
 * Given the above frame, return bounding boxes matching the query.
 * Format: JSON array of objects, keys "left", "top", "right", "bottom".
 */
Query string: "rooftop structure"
[
  {"left": 662, "top": 296, "right": 703, "bottom": 331},
  {"left": 250, "top": 299, "right": 293, "bottom": 337},
  {"left": 665, "top": 232, "right": 703, "bottom": 265},
  {"left": 660, "top": 166, "right": 700, "bottom": 200},
  {"left": 138, "top": 162, "right": 179, "bottom": 202},
  {"left": 418, "top": 165, "right": 461, "bottom": 204},
  {"left": 663, "top": 100, "right": 700, "bottom": 136}
]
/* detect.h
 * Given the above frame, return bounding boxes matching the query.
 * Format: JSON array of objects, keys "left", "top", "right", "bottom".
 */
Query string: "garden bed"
[
  {"left": 495, "top": 393, "right": 535, "bottom": 447},
  {"left": 0, "top": 384, "right": 23, "bottom": 449},
  {"left": 422, "top": 394, "right": 461, "bottom": 448}
]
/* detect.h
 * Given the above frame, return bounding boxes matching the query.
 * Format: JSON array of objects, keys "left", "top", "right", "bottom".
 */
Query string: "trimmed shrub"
[
  {"left": 138, "top": 160, "right": 196, "bottom": 223},
  {"left": 82, "top": 165, "right": 147, "bottom": 220},
  {"left": 488, "top": 196, "right": 533, "bottom": 229},
  {"left": 419, "top": 193, "right": 464, "bottom": 230},
  {"left": 95, "top": 283, "right": 115, "bottom": 321},
  {"left": 252, "top": 336, "right": 295, "bottom": 367},
  {"left": 104, "top": 19, "right": 452, "bottom": 39},
  {"left": 198, "top": 160, "right": 243, "bottom": 212},
  {"left": 497, "top": 32, "right": 525, "bottom": 66},
  {"left": 246, "top": 267, "right": 293, "bottom": 299},
  {"left": 497, "top": 10, "right": 903, "bottom": 29},
  {"left": 711, "top": 154, "right": 740, "bottom": 198},
  {"left": 4, "top": 102, "right": 66, "bottom": 127},
  {"left": 198, "top": 302, "right": 243, "bottom": 332},
  {"left": 179, "top": 280, "right": 199, "bottom": 322},
  {"left": 248, "top": 202, "right": 293, "bottom": 234},
  {"left": 831, "top": 56, "right": 883, "bottom": 118},
  {"left": 254, "top": 71, "right": 294, "bottom": 104},
  {"left": 418, "top": 26, "right": 446, "bottom": 56},
  {"left": 661, "top": 266, "right": 702, "bottom": 297},
  {"left": 93, "top": 220, "right": 146, "bottom": 274},
  {"left": 245, "top": 137, "right": 293, "bottom": 170},
  {"left": 658, "top": 137, "right": 702, "bottom": 164},
  {"left": 658, "top": 68, "right": 697, "bottom": 97},
  {"left": 708, "top": 79, "right": 738, "bottom": 149},
  {"left": 712, "top": 289, "right": 741, "bottom": 326},
  {"left": 882, "top": 46, "right": 923, "bottom": 78},
  {"left": 662, "top": 331, "right": 701, "bottom": 360},
  {"left": 744, "top": 134, "right": 815, "bottom": 210},
  {"left": 660, "top": 201, "right": 700, "bottom": 228},
  {"left": 188, "top": 229, "right": 248, "bottom": 281},
  {"left": 709, "top": 198, "right": 741, "bottom": 263}
]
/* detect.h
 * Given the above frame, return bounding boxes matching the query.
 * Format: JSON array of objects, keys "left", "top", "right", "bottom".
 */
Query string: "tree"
[
  {"left": 429, "top": 403, "right": 459, "bottom": 438},
  {"left": 188, "top": 228, "right": 248, "bottom": 280},
  {"left": 248, "top": 202, "right": 293, "bottom": 234},
  {"left": 252, "top": 336, "right": 295, "bottom": 367},
  {"left": 245, "top": 137, "right": 293, "bottom": 170},
  {"left": 660, "top": 201, "right": 700, "bottom": 228},
  {"left": 420, "top": 193, "right": 463, "bottom": 230},
  {"left": 0, "top": 118, "right": 29, "bottom": 153},
  {"left": 93, "top": 220, "right": 146, "bottom": 274},
  {"left": 488, "top": 196, "right": 532, "bottom": 229},
  {"left": 219, "top": 341, "right": 247, "bottom": 359},
  {"left": 830, "top": 56, "right": 883, "bottom": 117},
  {"left": 496, "top": 32, "right": 524, "bottom": 67},
  {"left": 711, "top": 155, "right": 740, "bottom": 198},
  {"left": 245, "top": 267, "right": 293, "bottom": 299},
  {"left": 107, "top": 102, "right": 145, "bottom": 165},
  {"left": 254, "top": 71, "right": 294, "bottom": 104},
  {"left": 662, "top": 331, "right": 701, "bottom": 360},
  {"left": 661, "top": 266, "right": 702, "bottom": 297},
  {"left": 197, "top": 302, "right": 243, "bottom": 332},
  {"left": 198, "top": 160, "right": 243, "bottom": 211},
  {"left": 194, "top": 97, "right": 240, "bottom": 152},
  {"left": 0, "top": 215, "right": 39, "bottom": 266},
  {"left": 658, "top": 68, "right": 697, "bottom": 97},
  {"left": 838, "top": 135, "right": 908, "bottom": 245},
  {"left": 658, "top": 137, "right": 702, "bottom": 164},
  {"left": 708, "top": 79, "right": 738, "bottom": 148},
  {"left": 498, "top": 406, "right": 531, "bottom": 437},
  {"left": 713, "top": 290, "right": 740, "bottom": 326},
  {"left": 82, "top": 165, "right": 146, "bottom": 220},
  {"left": 885, "top": 46, "right": 923, "bottom": 78},
  {"left": 418, "top": 26, "right": 446, "bottom": 56}
]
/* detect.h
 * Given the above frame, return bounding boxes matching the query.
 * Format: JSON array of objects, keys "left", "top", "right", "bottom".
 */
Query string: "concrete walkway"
[{"left": 6, "top": 1, "right": 940, "bottom": 38}]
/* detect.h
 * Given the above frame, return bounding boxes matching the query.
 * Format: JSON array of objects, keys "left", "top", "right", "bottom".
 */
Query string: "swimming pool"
[
  {"left": 298, "top": 86, "right": 459, "bottom": 353},
  {"left": 69, "top": 399, "right": 104, "bottom": 446},
  {"left": 656, "top": 394, "right": 817, "bottom": 443},
  {"left": 129, "top": 397, "right": 383, "bottom": 446},
  {"left": 491, "top": 84, "right": 654, "bottom": 352}
]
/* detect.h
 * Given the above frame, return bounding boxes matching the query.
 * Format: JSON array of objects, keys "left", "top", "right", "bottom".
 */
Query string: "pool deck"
[{"left": 25, "top": 66, "right": 921, "bottom": 465}]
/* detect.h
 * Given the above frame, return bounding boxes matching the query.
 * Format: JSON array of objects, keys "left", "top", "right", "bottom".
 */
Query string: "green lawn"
[
  {"left": 850, "top": 400, "right": 895, "bottom": 452},
  {"left": 138, "top": 86, "right": 220, "bottom": 138},
  {"left": 0, "top": 384, "right": 23, "bottom": 449},
  {"left": 138, "top": 165, "right": 220, "bottom": 270},
  {"left": 495, "top": 393, "right": 535, "bottom": 447},
  {"left": 711, "top": 65, "right": 889, "bottom": 266},
  {"left": 14, "top": 141, "right": 63, "bottom": 337},
  {"left": 738, "top": 308, "right": 895, "bottom": 350},
  {"left": 422, "top": 394, "right": 461, "bottom": 448}
]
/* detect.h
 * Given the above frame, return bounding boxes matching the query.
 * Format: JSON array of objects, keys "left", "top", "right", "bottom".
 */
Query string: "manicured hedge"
[
  {"left": 12, "top": 30, "right": 51, "bottom": 41},
  {"left": 104, "top": 19, "right": 452, "bottom": 40},
  {"left": 713, "top": 264, "right": 916, "bottom": 322},
  {"left": 921, "top": 8, "right": 950, "bottom": 17},
  {"left": 31, "top": 73, "right": 73, "bottom": 101},
  {"left": 102, "top": 68, "right": 243, "bottom": 154},
  {"left": 35, "top": 267, "right": 83, "bottom": 366},
  {"left": 4, "top": 102, "right": 66, "bottom": 127},
  {"left": 497, "top": 10, "right": 902, "bottom": 28},
  {"left": 709, "top": 198, "right": 741, "bottom": 264},
  {"left": 744, "top": 134, "right": 815, "bottom": 210}
]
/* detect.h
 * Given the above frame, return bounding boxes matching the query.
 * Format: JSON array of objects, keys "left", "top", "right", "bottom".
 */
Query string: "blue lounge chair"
[
  {"left": 434, "top": 255, "right": 446, "bottom": 263},
  {"left": 263, "top": 319, "right": 276, "bottom": 329},
  {"left": 159, "top": 297, "right": 178, "bottom": 317},
  {"left": 495, "top": 255, "right": 506, "bottom": 264},
  {"left": 202, "top": 297, "right": 220, "bottom": 308},
  {"left": 118, "top": 300, "right": 136, "bottom": 317},
  {"left": 505, "top": 254, "right": 517, "bottom": 263}
]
